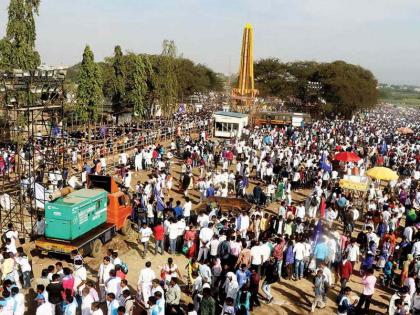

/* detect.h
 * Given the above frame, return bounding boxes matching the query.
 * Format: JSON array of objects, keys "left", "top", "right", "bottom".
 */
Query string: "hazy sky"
[{"left": 1, "top": 0, "right": 420, "bottom": 85}]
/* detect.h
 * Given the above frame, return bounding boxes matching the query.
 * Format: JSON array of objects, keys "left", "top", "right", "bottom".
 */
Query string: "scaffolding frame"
[{"left": 0, "top": 69, "right": 67, "bottom": 239}]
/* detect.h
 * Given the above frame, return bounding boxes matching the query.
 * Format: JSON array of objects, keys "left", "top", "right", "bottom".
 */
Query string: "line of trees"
[
  {"left": 0, "top": 0, "right": 224, "bottom": 125},
  {"left": 254, "top": 58, "right": 378, "bottom": 117},
  {"left": 67, "top": 41, "right": 224, "bottom": 121}
]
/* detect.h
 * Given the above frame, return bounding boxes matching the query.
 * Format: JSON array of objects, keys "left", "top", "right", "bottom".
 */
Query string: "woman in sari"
[{"left": 183, "top": 224, "right": 197, "bottom": 258}]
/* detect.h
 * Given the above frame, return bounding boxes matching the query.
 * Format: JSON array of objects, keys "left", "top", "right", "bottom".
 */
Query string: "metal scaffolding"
[{"left": 0, "top": 69, "right": 67, "bottom": 239}]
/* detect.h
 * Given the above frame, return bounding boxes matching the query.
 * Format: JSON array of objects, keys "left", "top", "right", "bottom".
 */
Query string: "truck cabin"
[
  {"left": 87, "top": 174, "right": 119, "bottom": 193},
  {"left": 87, "top": 174, "right": 131, "bottom": 231}
]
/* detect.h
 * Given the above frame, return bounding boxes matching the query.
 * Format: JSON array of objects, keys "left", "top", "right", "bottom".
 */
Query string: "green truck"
[
  {"left": 45, "top": 189, "right": 108, "bottom": 241},
  {"left": 35, "top": 175, "right": 132, "bottom": 257}
]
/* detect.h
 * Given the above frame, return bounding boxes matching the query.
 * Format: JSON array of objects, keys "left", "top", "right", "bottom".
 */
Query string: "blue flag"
[{"left": 154, "top": 186, "right": 165, "bottom": 211}]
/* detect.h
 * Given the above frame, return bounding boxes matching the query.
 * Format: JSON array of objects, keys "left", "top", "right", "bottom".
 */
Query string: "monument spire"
[{"left": 232, "top": 23, "right": 258, "bottom": 112}]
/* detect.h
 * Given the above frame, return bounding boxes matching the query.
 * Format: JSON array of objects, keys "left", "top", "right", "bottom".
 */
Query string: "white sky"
[{"left": 1, "top": 0, "right": 420, "bottom": 85}]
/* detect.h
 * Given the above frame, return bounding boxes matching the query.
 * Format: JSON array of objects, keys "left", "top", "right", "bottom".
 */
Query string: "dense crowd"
[{"left": 0, "top": 105, "right": 418, "bottom": 315}]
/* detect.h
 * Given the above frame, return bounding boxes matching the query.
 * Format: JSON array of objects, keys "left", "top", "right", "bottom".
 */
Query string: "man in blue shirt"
[
  {"left": 173, "top": 201, "right": 183, "bottom": 219},
  {"left": 314, "top": 237, "right": 328, "bottom": 267},
  {"left": 236, "top": 264, "right": 251, "bottom": 288},
  {"left": 206, "top": 185, "right": 215, "bottom": 197}
]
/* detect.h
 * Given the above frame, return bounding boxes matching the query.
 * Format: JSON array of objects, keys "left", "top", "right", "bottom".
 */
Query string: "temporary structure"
[
  {"left": 334, "top": 151, "right": 361, "bottom": 163},
  {"left": 366, "top": 167, "right": 398, "bottom": 181},
  {"left": 339, "top": 175, "right": 370, "bottom": 192}
]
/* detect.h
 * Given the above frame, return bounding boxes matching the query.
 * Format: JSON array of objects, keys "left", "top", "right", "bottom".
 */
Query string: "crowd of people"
[{"left": 0, "top": 105, "right": 418, "bottom": 315}]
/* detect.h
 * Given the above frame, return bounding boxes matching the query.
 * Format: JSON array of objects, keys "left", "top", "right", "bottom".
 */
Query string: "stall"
[
  {"left": 213, "top": 111, "right": 249, "bottom": 138},
  {"left": 339, "top": 175, "right": 370, "bottom": 192}
]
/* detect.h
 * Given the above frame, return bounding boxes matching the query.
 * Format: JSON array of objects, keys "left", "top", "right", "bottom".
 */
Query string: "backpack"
[
  {"left": 218, "top": 240, "right": 231, "bottom": 260},
  {"left": 120, "top": 261, "right": 129, "bottom": 274}
]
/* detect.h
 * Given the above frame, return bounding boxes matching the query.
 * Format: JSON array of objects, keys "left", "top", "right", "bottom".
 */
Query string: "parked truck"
[{"left": 35, "top": 175, "right": 132, "bottom": 258}]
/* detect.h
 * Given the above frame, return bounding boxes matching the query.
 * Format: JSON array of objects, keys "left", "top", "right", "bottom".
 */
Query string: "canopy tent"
[
  {"left": 366, "top": 167, "right": 399, "bottom": 181},
  {"left": 334, "top": 151, "right": 361, "bottom": 163},
  {"left": 339, "top": 175, "right": 370, "bottom": 192}
]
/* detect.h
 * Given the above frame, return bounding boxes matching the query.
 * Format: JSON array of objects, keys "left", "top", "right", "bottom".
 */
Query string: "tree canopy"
[
  {"left": 0, "top": 0, "right": 41, "bottom": 69},
  {"left": 125, "top": 53, "right": 150, "bottom": 118},
  {"left": 67, "top": 43, "right": 224, "bottom": 118},
  {"left": 254, "top": 58, "right": 378, "bottom": 116},
  {"left": 76, "top": 45, "right": 103, "bottom": 123},
  {"left": 110, "top": 45, "right": 126, "bottom": 114}
]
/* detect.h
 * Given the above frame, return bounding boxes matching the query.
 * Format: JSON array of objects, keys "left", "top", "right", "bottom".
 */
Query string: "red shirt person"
[
  {"left": 339, "top": 257, "right": 353, "bottom": 289},
  {"left": 153, "top": 223, "right": 165, "bottom": 255}
]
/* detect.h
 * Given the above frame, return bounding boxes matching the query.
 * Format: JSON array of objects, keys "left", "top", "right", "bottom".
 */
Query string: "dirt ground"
[{"left": 22, "top": 138, "right": 392, "bottom": 315}]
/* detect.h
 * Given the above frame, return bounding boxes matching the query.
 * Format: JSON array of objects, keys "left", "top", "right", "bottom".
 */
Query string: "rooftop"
[{"left": 214, "top": 111, "right": 248, "bottom": 118}]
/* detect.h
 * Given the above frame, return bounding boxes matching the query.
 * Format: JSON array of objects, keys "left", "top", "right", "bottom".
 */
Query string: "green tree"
[
  {"left": 254, "top": 58, "right": 377, "bottom": 116},
  {"left": 111, "top": 45, "right": 126, "bottom": 113},
  {"left": 76, "top": 45, "right": 103, "bottom": 123},
  {"left": 125, "top": 54, "right": 150, "bottom": 118},
  {"left": 155, "top": 40, "right": 179, "bottom": 115},
  {"left": 0, "top": 0, "right": 41, "bottom": 69},
  {"left": 254, "top": 58, "right": 297, "bottom": 98},
  {"left": 316, "top": 61, "right": 378, "bottom": 116}
]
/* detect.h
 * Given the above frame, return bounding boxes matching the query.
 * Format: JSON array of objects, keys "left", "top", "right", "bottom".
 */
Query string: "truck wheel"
[
  {"left": 91, "top": 239, "right": 103, "bottom": 258},
  {"left": 120, "top": 220, "right": 131, "bottom": 236}
]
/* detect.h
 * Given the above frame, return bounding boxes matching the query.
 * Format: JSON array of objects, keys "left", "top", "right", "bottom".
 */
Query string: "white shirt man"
[
  {"left": 73, "top": 264, "right": 87, "bottom": 296},
  {"left": 199, "top": 227, "right": 214, "bottom": 246},
  {"left": 197, "top": 213, "right": 210, "bottom": 228},
  {"left": 177, "top": 219, "right": 186, "bottom": 238},
  {"left": 319, "top": 265, "right": 332, "bottom": 286},
  {"left": 119, "top": 153, "right": 127, "bottom": 165},
  {"left": 81, "top": 291, "right": 95, "bottom": 315},
  {"left": 139, "top": 226, "right": 153, "bottom": 243},
  {"left": 183, "top": 200, "right": 192, "bottom": 218},
  {"left": 36, "top": 300, "right": 53, "bottom": 315},
  {"left": 138, "top": 263, "right": 156, "bottom": 306},
  {"left": 404, "top": 226, "right": 414, "bottom": 242},
  {"left": 209, "top": 237, "right": 220, "bottom": 257},
  {"left": 293, "top": 241, "right": 306, "bottom": 261},
  {"left": 5, "top": 229, "right": 18, "bottom": 249},
  {"left": 168, "top": 222, "right": 179, "bottom": 241},
  {"left": 105, "top": 275, "right": 121, "bottom": 297},
  {"left": 412, "top": 240, "right": 420, "bottom": 257},
  {"left": 260, "top": 242, "right": 271, "bottom": 263},
  {"left": 238, "top": 213, "right": 250, "bottom": 238},
  {"left": 346, "top": 243, "right": 360, "bottom": 264},
  {"left": 98, "top": 260, "right": 114, "bottom": 286},
  {"left": 250, "top": 244, "right": 264, "bottom": 266},
  {"left": 367, "top": 230, "right": 380, "bottom": 247},
  {"left": 296, "top": 205, "right": 306, "bottom": 219},
  {"left": 13, "top": 290, "right": 25, "bottom": 315}
]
